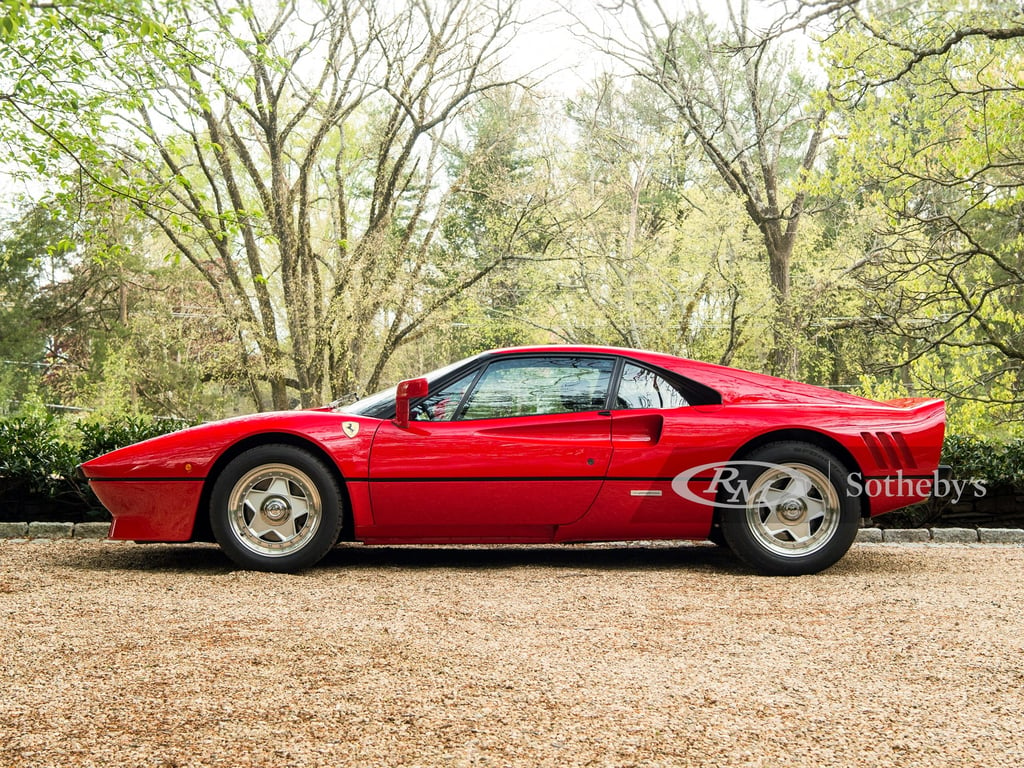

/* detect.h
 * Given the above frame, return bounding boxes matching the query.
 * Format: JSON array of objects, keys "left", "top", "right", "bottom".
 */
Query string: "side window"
[
  {"left": 459, "top": 356, "right": 614, "bottom": 420},
  {"left": 615, "top": 363, "right": 689, "bottom": 409},
  {"left": 410, "top": 370, "right": 478, "bottom": 422}
]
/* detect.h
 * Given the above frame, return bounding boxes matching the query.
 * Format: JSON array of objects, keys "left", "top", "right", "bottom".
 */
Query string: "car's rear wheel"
[
  {"left": 719, "top": 442, "right": 859, "bottom": 576},
  {"left": 210, "top": 444, "right": 343, "bottom": 572}
]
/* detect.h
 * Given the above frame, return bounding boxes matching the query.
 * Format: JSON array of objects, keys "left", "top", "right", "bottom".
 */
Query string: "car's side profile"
[{"left": 81, "top": 346, "right": 946, "bottom": 575}]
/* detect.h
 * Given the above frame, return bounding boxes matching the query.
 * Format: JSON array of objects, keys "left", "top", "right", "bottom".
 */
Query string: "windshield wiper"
[{"left": 325, "top": 391, "right": 358, "bottom": 409}]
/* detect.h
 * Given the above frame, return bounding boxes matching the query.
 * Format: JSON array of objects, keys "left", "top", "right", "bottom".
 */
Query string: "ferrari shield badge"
[{"left": 342, "top": 421, "right": 360, "bottom": 438}]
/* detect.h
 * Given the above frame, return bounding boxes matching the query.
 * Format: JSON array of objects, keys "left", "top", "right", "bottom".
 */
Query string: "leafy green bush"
[
  {"left": 0, "top": 415, "right": 81, "bottom": 497},
  {"left": 940, "top": 433, "right": 1024, "bottom": 488},
  {"left": 0, "top": 414, "right": 190, "bottom": 522},
  {"left": 875, "top": 433, "right": 1024, "bottom": 529},
  {"left": 3, "top": 418, "right": 1023, "bottom": 527}
]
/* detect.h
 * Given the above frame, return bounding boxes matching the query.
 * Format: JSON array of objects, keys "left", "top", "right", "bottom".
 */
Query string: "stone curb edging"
[
  {"left": 1, "top": 522, "right": 1023, "bottom": 544},
  {"left": 0, "top": 522, "right": 110, "bottom": 540},
  {"left": 856, "top": 527, "right": 1024, "bottom": 544}
]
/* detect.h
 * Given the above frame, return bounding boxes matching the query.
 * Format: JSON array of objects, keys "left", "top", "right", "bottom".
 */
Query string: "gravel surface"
[{"left": 1, "top": 541, "right": 1022, "bottom": 768}]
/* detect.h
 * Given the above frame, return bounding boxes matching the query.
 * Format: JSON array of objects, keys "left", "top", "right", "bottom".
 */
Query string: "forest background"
[{"left": 2, "top": 0, "right": 1024, "bottom": 514}]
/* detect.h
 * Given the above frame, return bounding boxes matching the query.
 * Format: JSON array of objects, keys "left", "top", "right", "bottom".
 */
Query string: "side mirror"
[{"left": 394, "top": 377, "right": 429, "bottom": 429}]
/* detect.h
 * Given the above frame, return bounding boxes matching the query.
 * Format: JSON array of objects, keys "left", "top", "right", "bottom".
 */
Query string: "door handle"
[{"left": 612, "top": 413, "right": 664, "bottom": 444}]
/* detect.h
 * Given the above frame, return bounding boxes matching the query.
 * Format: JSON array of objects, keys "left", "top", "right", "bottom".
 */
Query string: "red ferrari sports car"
[{"left": 82, "top": 345, "right": 946, "bottom": 575}]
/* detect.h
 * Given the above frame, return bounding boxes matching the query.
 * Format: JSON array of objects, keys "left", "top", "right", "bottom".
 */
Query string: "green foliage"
[
  {"left": 76, "top": 415, "right": 190, "bottom": 462},
  {"left": 0, "top": 186, "right": 242, "bottom": 419},
  {"left": 0, "top": 0, "right": 157, "bottom": 181},
  {"left": 818, "top": 0, "right": 1024, "bottom": 429},
  {"left": 941, "top": 434, "right": 1024, "bottom": 489},
  {"left": 3, "top": 412, "right": 1021, "bottom": 528},
  {"left": 601, "top": 2, "right": 828, "bottom": 377},
  {"left": 0, "top": 202, "right": 75, "bottom": 410},
  {"left": 0, "top": 412, "right": 189, "bottom": 521},
  {"left": 433, "top": 87, "right": 556, "bottom": 361},
  {"left": 3, "top": 0, "right": 1024, "bottom": 435},
  {"left": 883, "top": 432, "right": 1024, "bottom": 528},
  {"left": 0, "top": 415, "right": 81, "bottom": 497}
]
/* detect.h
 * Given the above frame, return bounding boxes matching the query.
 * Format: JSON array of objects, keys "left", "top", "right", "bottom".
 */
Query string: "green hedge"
[
  {"left": 938, "top": 434, "right": 1024, "bottom": 487},
  {"left": 881, "top": 434, "right": 1024, "bottom": 529},
  {"left": 0, "top": 415, "right": 189, "bottom": 523}
]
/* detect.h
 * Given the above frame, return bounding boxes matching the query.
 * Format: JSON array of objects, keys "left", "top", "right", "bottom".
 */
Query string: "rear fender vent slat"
[
  {"left": 892, "top": 432, "right": 917, "bottom": 468},
  {"left": 876, "top": 433, "right": 902, "bottom": 468},
  {"left": 860, "top": 431, "right": 888, "bottom": 468}
]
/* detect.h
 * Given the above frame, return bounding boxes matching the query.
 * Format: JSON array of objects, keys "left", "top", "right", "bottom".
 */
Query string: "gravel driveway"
[{"left": 1, "top": 540, "right": 1022, "bottom": 768}]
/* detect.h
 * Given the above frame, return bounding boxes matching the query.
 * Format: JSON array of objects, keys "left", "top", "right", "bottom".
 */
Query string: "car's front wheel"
[
  {"left": 210, "top": 444, "right": 344, "bottom": 572},
  {"left": 719, "top": 442, "right": 860, "bottom": 576}
]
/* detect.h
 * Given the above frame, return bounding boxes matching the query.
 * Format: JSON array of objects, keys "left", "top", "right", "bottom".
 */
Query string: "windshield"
[{"left": 338, "top": 351, "right": 488, "bottom": 417}]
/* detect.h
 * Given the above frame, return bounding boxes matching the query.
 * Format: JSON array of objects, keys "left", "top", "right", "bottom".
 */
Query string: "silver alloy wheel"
[
  {"left": 745, "top": 462, "right": 841, "bottom": 558},
  {"left": 226, "top": 463, "right": 322, "bottom": 558}
]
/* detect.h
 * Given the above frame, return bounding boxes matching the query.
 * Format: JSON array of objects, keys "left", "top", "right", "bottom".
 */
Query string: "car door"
[
  {"left": 556, "top": 360, "right": 725, "bottom": 541},
  {"left": 367, "top": 355, "right": 615, "bottom": 536}
]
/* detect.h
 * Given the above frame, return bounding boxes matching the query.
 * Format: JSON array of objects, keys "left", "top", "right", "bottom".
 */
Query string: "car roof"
[
  {"left": 484, "top": 344, "right": 883, "bottom": 408},
  {"left": 486, "top": 344, "right": 674, "bottom": 362}
]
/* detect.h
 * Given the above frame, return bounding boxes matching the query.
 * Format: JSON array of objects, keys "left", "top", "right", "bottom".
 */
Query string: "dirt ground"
[{"left": 1, "top": 540, "right": 1022, "bottom": 768}]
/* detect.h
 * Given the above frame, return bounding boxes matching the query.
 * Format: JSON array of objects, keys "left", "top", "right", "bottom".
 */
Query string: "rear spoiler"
[{"left": 884, "top": 397, "right": 946, "bottom": 413}]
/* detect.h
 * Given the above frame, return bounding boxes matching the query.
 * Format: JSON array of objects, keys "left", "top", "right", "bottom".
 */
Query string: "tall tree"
[
  {"left": 819, "top": 0, "right": 1024, "bottom": 427},
  {"left": 593, "top": 0, "right": 826, "bottom": 375},
  {"left": 549, "top": 76, "right": 698, "bottom": 352},
  {"left": 0, "top": 187, "right": 239, "bottom": 418},
  {"left": 0, "top": 202, "right": 69, "bottom": 409},
  {"left": 438, "top": 86, "right": 558, "bottom": 357},
  {"left": 8, "top": 0, "right": 530, "bottom": 410},
  {"left": 543, "top": 74, "right": 811, "bottom": 370}
]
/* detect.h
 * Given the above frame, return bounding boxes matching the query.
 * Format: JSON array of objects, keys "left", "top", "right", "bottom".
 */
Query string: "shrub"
[
  {"left": 76, "top": 416, "right": 188, "bottom": 462},
  {"left": 875, "top": 433, "right": 1024, "bottom": 529},
  {"left": 0, "top": 414, "right": 190, "bottom": 523},
  {"left": 0, "top": 415, "right": 81, "bottom": 497},
  {"left": 941, "top": 433, "right": 1024, "bottom": 487}
]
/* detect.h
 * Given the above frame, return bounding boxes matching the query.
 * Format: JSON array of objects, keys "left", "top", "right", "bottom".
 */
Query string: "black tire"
[
  {"left": 209, "top": 444, "right": 344, "bottom": 572},
  {"left": 719, "top": 441, "right": 860, "bottom": 576}
]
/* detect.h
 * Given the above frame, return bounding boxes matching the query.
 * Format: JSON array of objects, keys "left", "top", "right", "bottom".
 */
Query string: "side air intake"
[{"left": 860, "top": 431, "right": 917, "bottom": 469}]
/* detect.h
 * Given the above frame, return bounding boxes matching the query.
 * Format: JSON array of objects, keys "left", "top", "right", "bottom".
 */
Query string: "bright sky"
[{"left": 507, "top": 0, "right": 796, "bottom": 95}]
